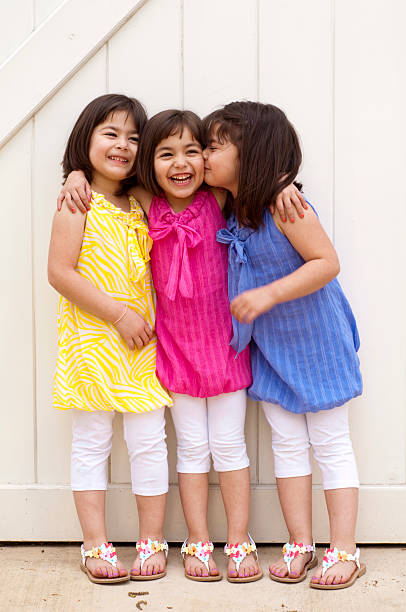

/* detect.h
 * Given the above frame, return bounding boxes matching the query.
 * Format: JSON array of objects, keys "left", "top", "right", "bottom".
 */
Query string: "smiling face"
[
  {"left": 89, "top": 110, "right": 139, "bottom": 191},
  {"left": 203, "top": 126, "right": 240, "bottom": 198},
  {"left": 153, "top": 127, "right": 204, "bottom": 210}
]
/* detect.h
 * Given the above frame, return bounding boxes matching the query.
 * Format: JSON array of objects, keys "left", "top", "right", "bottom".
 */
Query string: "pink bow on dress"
[{"left": 149, "top": 221, "right": 202, "bottom": 300}]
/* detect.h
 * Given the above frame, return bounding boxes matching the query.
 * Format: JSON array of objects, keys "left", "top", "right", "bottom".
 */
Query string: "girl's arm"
[
  {"left": 270, "top": 183, "right": 308, "bottom": 222},
  {"left": 56, "top": 170, "right": 91, "bottom": 213},
  {"left": 210, "top": 184, "right": 307, "bottom": 219},
  {"left": 230, "top": 206, "right": 340, "bottom": 324},
  {"left": 56, "top": 171, "right": 153, "bottom": 216},
  {"left": 48, "top": 205, "right": 153, "bottom": 349}
]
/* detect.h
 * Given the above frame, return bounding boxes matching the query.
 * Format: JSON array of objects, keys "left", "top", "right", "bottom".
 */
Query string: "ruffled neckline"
[
  {"left": 91, "top": 190, "right": 144, "bottom": 220},
  {"left": 153, "top": 189, "right": 211, "bottom": 225}
]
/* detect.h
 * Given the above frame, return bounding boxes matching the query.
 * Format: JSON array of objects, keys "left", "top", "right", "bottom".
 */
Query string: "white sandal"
[
  {"left": 131, "top": 538, "right": 168, "bottom": 581},
  {"left": 310, "top": 547, "right": 366, "bottom": 590},
  {"left": 80, "top": 542, "right": 129, "bottom": 584},
  {"left": 224, "top": 533, "right": 263, "bottom": 583},
  {"left": 181, "top": 539, "right": 222, "bottom": 582},
  {"left": 270, "top": 541, "right": 317, "bottom": 583}
]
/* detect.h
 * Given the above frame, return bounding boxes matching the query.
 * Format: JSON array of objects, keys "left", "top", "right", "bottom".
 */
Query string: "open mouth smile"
[
  {"left": 108, "top": 155, "right": 129, "bottom": 164},
  {"left": 169, "top": 173, "right": 193, "bottom": 185}
]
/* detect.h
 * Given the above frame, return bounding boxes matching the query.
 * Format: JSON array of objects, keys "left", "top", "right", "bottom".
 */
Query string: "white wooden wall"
[{"left": 1, "top": 0, "right": 405, "bottom": 542}]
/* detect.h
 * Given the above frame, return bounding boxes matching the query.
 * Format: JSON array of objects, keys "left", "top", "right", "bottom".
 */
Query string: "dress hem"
[{"left": 253, "top": 388, "right": 363, "bottom": 414}]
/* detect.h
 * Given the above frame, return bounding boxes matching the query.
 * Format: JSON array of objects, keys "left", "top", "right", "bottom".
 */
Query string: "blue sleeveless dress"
[{"left": 217, "top": 208, "right": 362, "bottom": 414}]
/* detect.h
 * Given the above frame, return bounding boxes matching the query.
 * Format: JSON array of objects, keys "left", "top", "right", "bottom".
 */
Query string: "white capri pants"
[
  {"left": 71, "top": 407, "right": 168, "bottom": 496},
  {"left": 170, "top": 389, "right": 249, "bottom": 473},
  {"left": 261, "top": 402, "right": 359, "bottom": 490}
]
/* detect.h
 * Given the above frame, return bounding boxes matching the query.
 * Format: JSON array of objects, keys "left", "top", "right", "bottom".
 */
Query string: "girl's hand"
[
  {"left": 230, "top": 286, "right": 277, "bottom": 324},
  {"left": 57, "top": 170, "right": 91, "bottom": 214},
  {"left": 271, "top": 183, "right": 307, "bottom": 223},
  {"left": 114, "top": 307, "right": 154, "bottom": 350}
]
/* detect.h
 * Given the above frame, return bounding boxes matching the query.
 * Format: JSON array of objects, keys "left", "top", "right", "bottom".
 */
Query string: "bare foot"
[
  {"left": 269, "top": 551, "right": 312, "bottom": 580},
  {"left": 228, "top": 553, "right": 260, "bottom": 579},
  {"left": 311, "top": 559, "right": 357, "bottom": 586},
  {"left": 131, "top": 550, "right": 167, "bottom": 578},
  {"left": 84, "top": 556, "right": 128, "bottom": 579}
]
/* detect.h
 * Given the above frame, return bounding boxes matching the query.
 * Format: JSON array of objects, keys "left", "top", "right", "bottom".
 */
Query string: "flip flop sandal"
[
  {"left": 80, "top": 542, "right": 129, "bottom": 584},
  {"left": 130, "top": 538, "right": 169, "bottom": 580},
  {"left": 224, "top": 533, "right": 263, "bottom": 583},
  {"left": 270, "top": 541, "right": 317, "bottom": 583},
  {"left": 310, "top": 547, "right": 366, "bottom": 590},
  {"left": 181, "top": 539, "right": 222, "bottom": 582}
]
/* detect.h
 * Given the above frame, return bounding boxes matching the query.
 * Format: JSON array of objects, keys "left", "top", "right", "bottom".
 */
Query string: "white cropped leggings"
[
  {"left": 71, "top": 408, "right": 168, "bottom": 496},
  {"left": 170, "top": 390, "right": 249, "bottom": 473},
  {"left": 261, "top": 402, "right": 359, "bottom": 490}
]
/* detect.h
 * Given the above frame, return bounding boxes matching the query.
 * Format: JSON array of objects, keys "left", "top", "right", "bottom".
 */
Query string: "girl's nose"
[
  {"left": 202, "top": 148, "right": 208, "bottom": 160},
  {"left": 174, "top": 155, "right": 187, "bottom": 167}
]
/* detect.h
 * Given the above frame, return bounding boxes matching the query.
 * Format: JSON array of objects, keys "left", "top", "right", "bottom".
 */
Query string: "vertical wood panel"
[
  {"left": 184, "top": 0, "right": 257, "bottom": 116},
  {"left": 109, "top": 0, "right": 183, "bottom": 482},
  {"left": 259, "top": 0, "right": 333, "bottom": 234},
  {"left": 258, "top": 0, "right": 334, "bottom": 485},
  {"left": 0, "top": 122, "right": 35, "bottom": 482},
  {"left": 335, "top": 0, "right": 406, "bottom": 484},
  {"left": 108, "top": 0, "right": 182, "bottom": 116},
  {"left": 34, "top": 49, "right": 107, "bottom": 484},
  {"left": 0, "top": 1, "right": 33, "bottom": 64}
]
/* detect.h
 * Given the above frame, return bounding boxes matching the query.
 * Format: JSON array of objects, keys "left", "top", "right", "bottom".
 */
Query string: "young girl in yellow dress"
[{"left": 48, "top": 94, "right": 172, "bottom": 584}]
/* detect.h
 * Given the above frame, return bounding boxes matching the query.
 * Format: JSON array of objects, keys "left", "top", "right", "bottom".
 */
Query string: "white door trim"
[{"left": 0, "top": 0, "right": 148, "bottom": 149}]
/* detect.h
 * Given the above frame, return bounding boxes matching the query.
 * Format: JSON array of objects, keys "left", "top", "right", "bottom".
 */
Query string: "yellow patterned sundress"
[{"left": 53, "top": 191, "right": 172, "bottom": 413}]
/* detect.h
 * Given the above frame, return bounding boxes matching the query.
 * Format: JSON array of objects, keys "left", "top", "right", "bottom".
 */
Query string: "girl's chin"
[{"left": 203, "top": 175, "right": 215, "bottom": 186}]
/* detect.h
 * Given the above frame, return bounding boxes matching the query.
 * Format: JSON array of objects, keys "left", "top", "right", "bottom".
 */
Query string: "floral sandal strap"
[
  {"left": 181, "top": 539, "right": 214, "bottom": 573},
  {"left": 81, "top": 542, "right": 118, "bottom": 568},
  {"left": 224, "top": 533, "right": 258, "bottom": 573},
  {"left": 282, "top": 541, "right": 316, "bottom": 574},
  {"left": 321, "top": 547, "right": 360, "bottom": 577},
  {"left": 136, "top": 538, "right": 169, "bottom": 571}
]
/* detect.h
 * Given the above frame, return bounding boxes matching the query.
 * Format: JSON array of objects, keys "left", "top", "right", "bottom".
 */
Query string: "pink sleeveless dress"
[{"left": 148, "top": 189, "right": 252, "bottom": 397}]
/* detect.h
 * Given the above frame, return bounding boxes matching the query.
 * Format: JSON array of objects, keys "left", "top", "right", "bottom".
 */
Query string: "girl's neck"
[
  {"left": 165, "top": 191, "right": 198, "bottom": 214},
  {"left": 91, "top": 176, "right": 129, "bottom": 212}
]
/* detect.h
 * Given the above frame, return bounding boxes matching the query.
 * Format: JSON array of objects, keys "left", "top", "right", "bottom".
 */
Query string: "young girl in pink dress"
[{"left": 60, "top": 108, "right": 305, "bottom": 582}]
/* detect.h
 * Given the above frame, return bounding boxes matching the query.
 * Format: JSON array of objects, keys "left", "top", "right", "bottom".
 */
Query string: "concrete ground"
[{"left": 1, "top": 544, "right": 405, "bottom": 612}]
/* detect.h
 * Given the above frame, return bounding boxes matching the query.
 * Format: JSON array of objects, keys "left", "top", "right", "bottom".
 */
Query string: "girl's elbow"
[
  {"left": 329, "top": 256, "right": 340, "bottom": 280},
  {"left": 48, "top": 266, "right": 57, "bottom": 289},
  {"left": 48, "top": 264, "right": 62, "bottom": 291}
]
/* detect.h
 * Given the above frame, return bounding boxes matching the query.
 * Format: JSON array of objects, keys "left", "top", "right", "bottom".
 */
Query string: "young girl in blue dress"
[{"left": 203, "top": 101, "right": 366, "bottom": 590}]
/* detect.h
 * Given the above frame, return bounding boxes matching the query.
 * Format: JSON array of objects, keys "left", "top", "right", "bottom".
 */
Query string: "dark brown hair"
[
  {"left": 62, "top": 94, "right": 147, "bottom": 187},
  {"left": 137, "top": 109, "right": 204, "bottom": 196},
  {"left": 203, "top": 101, "right": 302, "bottom": 229}
]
